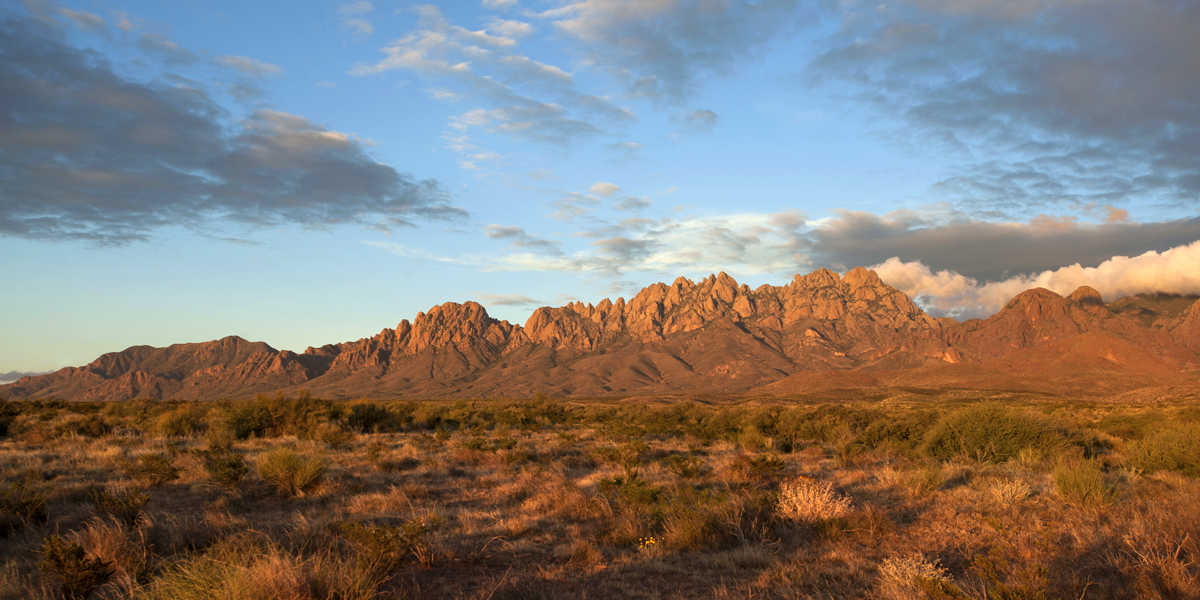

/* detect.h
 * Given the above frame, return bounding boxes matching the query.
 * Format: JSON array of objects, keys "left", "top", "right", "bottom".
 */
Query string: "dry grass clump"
[
  {"left": 877, "top": 554, "right": 963, "bottom": 600},
  {"left": 144, "top": 539, "right": 381, "bottom": 600},
  {"left": 256, "top": 448, "right": 328, "bottom": 497},
  {"left": 990, "top": 477, "right": 1033, "bottom": 505},
  {"left": 1054, "top": 460, "right": 1119, "bottom": 507},
  {"left": 776, "top": 477, "right": 851, "bottom": 524}
]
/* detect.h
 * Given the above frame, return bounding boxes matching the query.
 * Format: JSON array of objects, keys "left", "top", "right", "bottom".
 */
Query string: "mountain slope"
[{"left": 3, "top": 269, "right": 1197, "bottom": 401}]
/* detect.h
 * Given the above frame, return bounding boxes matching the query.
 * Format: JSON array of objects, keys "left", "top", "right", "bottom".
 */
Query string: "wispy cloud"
[
  {"left": 339, "top": 1, "right": 374, "bottom": 38},
  {"left": 474, "top": 293, "right": 542, "bottom": 306},
  {"left": 215, "top": 55, "right": 283, "bottom": 77},
  {"left": 352, "top": 5, "right": 634, "bottom": 149},
  {"left": 546, "top": 0, "right": 805, "bottom": 104}
]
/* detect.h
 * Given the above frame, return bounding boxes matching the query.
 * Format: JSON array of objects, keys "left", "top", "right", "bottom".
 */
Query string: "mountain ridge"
[{"left": 4, "top": 268, "right": 1198, "bottom": 401}]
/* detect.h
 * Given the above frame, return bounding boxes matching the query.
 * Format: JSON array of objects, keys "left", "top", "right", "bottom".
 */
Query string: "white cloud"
[
  {"left": 873, "top": 239, "right": 1200, "bottom": 318},
  {"left": 486, "top": 18, "right": 534, "bottom": 38},
  {"left": 589, "top": 182, "right": 620, "bottom": 197},
  {"left": 482, "top": 0, "right": 519, "bottom": 8},
  {"left": 339, "top": 1, "right": 374, "bottom": 38}
]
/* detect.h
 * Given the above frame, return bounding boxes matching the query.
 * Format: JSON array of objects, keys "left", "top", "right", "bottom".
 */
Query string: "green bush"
[
  {"left": 1126, "top": 423, "right": 1200, "bottom": 478},
  {"left": 154, "top": 405, "right": 208, "bottom": 437},
  {"left": 344, "top": 402, "right": 405, "bottom": 433},
  {"left": 220, "top": 403, "right": 273, "bottom": 440},
  {"left": 40, "top": 535, "right": 114, "bottom": 600},
  {"left": 256, "top": 448, "right": 328, "bottom": 496},
  {"left": 850, "top": 411, "right": 939, "bottom": 456},
  {"left": 923, "top": 405, "right": 1071, "bottom": 463},
  {"left": 198, "top": 449, "right": 249, "bottom": 490},
  {"left": 1053, "top": 460, "right": 1118, "bottom": 507}
]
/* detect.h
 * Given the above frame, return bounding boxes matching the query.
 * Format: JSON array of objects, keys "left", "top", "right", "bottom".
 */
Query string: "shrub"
[
  {"left": 198, "top": 449, "right": 249, "bottom": 490},
  {"left": 851, "top": 411, "right": 939, "bottom": 456},
  {"left": 122, "top": 453, "right": 180, "bottom": 488},
  {"left": 89, "top": 485, "right": 150, "bottom": 529},
  {"left": 221, "top": 403, "right": 273, "bottom": 440},
  {"left": 54, "top": 414, "right": 112, "bottom": 438},
  {"left": 256, "top": 448, "right": 328, "bottom": 497},
  {"left": 777, "top": 477, "right": 851, "bottom": 524},
  {"left": 338, "top": 521, "right": 428, "bottom": 573},
  {"left": 923, "top": 405, "right": 1071, "bottom": 463},
  {"left": 1126, "top": 423, "right": 1200, "bottom": 478},
  {"left": 1053, "top": 460, "right": 1118, "bottom": 507},
  {"left": 39, "top": 535, "right": 114, "bottom": 600},
  {"left": 344, "top": 402, "right": 404, "bottom": 434},
  {"left": 594, "top": 440, "right": 650, "bottom": 480},
  {"left": 154, "top": 405, "right": 207, "bottom": 438},
  {"left": 1, "top": 480, "right": 48, "bottom": 525},
  {"left": 664, "top": 454, "right": 705, "bottom": 479},
  {"left": 312, "top": 423, "right": 353, "bottom": 450}
]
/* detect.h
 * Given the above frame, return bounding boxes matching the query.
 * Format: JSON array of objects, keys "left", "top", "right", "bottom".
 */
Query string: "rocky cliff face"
[{"left": 3, "top": 269, "right": 1197, "bottom": 401}]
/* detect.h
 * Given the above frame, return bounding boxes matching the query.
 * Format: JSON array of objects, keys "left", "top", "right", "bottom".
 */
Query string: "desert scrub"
[
  {"left": 1126, "top": 422, "right": 1200, "bottom": 478},
  {"left": 89, "top": 485, "right": 151, "bottom": 528},
  {"left": 1053, "top": 460, "right": 1119, "bottom": 507},
  {"left": 338, "top": 520, "right": 431, "bottom": 573},
  {"left": 256, "top": 448, "right": 328, "bottom": 496},
  {"left": 777, "top": 477, "right": 851, "bottom": 524},
  {"left": 54, "top": 414, "right": 113, "bottom": 438},
  {"left": 923, "top": 405, "right": 1072, "bottom": 463},
  {"left": 39, "top": 535, "right": 114, "bottom": 600},
  {"left": 122, "top": 453, "right": 181, "bottom": 488}
]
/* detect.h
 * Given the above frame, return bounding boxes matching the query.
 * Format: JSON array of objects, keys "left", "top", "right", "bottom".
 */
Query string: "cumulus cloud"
[
  {"left": 589, "top": 182, "right": 620, "bottom": 197},
  {"left": 547, "top": 0, "right": 804, "bottom": 103},
  {"left": 873, "top": 239, "right": 1200, "bottom": 319},
  {"left": 0, "top": 9, "right": 462, "bottom": 245},
  {"left": 354, "top": 5, "right": 633, "bottom": 149},
  {"left": 810, "top": 0, "right": 1200, "bottom": 214}
]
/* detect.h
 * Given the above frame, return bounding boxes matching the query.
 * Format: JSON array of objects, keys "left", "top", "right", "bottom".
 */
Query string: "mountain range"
[{"left": 4, "top": 267, "right": 1199, "bottom": 402}]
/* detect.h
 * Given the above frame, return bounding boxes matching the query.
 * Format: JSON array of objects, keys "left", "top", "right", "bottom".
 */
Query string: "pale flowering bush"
[
  {"left": 777, "top": 477, "right": 851, "bottom": 523},
  {"left": 878, "top": 555, "right": 957, "bottom": 600}
]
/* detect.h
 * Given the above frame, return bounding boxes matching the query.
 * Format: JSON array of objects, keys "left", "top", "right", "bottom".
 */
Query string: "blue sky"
[{"left": 3, "top": 0, "right": 1200, "bottom": 377}]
